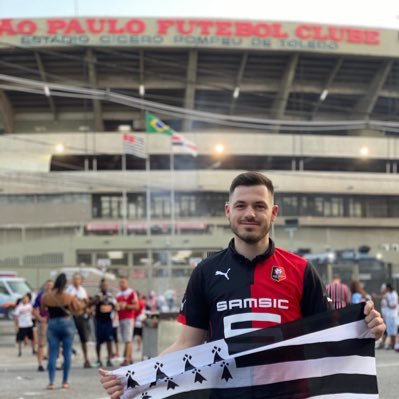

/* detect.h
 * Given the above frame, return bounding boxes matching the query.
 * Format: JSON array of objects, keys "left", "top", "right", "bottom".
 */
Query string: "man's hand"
[
  {"left": 364, "top": 301, "right": 385, "bottom": 340},
  {"left": 99, "top": 369, "right": 124, "bottom": 399}
]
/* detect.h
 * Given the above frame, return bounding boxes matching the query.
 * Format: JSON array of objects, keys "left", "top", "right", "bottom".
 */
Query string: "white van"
[{"left": 0, "top": 273, "right": 34, "bottom": 319}]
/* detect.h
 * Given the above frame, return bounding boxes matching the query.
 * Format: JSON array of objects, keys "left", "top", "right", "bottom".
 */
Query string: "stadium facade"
[{"left": 0, "top": 17, "right": 398, "bottom": 293}]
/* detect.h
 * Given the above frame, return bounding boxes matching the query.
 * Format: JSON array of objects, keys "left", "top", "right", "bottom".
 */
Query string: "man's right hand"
[{"left": 99, "top": 369, "right": 124, "bottom": 399}]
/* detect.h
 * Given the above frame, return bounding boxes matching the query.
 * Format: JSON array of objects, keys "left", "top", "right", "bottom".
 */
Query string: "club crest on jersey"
[{"left": 271, "top": 266, "right": 286, "bottom": 282}]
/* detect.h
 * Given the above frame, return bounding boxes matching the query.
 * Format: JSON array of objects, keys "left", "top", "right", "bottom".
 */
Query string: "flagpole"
[
  {"left": 146, "top": 141, "right": 151, "bottom": 237},
  {"left": 170, "top": 144, "right": 176, "bottom": 237},
  {"left": 122, "top": 152, "right": 127, "bottom": 236}
]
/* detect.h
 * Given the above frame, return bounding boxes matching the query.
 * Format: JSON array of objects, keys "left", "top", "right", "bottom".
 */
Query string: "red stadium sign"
[{"left": 0, "top": 17, "right": 393, "bottom": 56}]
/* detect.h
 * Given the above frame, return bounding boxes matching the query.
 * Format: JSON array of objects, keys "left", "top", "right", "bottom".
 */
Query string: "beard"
[{"left": 230, "top": 221, "right": 270, "bottom": 244}]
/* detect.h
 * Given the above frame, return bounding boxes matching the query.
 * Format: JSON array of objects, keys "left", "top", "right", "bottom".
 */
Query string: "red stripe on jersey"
[
  {"left": 177, "top": 314, "right": 186, "bottom": 325},
  {"left": 250, "top": 247, "right": 306, "bottom": 329}
]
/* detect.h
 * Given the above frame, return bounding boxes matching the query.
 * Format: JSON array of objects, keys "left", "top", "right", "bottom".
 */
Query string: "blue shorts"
[
  {"left": 95, "top": 319, "right": 114, "bottom": 344},
  {"left": 386, "top": 315, "right": 397, "bottom": 336}
]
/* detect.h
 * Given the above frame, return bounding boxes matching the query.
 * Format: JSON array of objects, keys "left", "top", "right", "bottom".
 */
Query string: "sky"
[{"left": 0, "top": 0, "right": 398, "bottom": 29}]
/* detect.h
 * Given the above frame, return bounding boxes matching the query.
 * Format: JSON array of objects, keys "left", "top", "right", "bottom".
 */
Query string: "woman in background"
[{"left": 41, "top": 273, "right": 83, "bottom": 390}]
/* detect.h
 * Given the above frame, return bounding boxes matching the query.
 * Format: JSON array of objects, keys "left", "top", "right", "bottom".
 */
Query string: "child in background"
[{"left": 14, "top": 293, "right": 34, "bottom": 357}]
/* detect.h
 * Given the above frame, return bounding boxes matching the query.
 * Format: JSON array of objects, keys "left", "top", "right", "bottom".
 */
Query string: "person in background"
[
  {"left": 111, "top": 309, "right": 120, "bottom": 359},
  {"left": 350, "top": 280, "right": 370, "bottom": 304},
  {"left": 93, "top": 279, "right": 115, "bottom": 368},
  {"left": 41, "top": 273, "right": 84, "bottom": 390},
  {"left": 14, "top": 293, "right": 34, "bottom": 357},
  {"left": 116, "top": 277, "right": 138, "bottom": 366},
  {"left": 164, "top": 288, "right": 176, "bottom": 312},
  {"left": 33, "top": 279, "right": 54, "bottom": 371},
  {"left": 133, "top": 292, "right": 146, "bottom": 353},
  {"left": 146, "top": 290, "right": 158, "bottom": 312},
  {"left": 326, "top": 274, "right": 352, "bottom": 309},
  {"left": 374, "top": 283, "right": 389, "bottom": 350},
  {"left": 384, "top": 283, "right": 398, "bottom": 350},
  {"left": 27, "top": 292, "right": 38, "bottom": 355},
  {"left": 66, "top": 273, "right": 92, "bottom": 368}
]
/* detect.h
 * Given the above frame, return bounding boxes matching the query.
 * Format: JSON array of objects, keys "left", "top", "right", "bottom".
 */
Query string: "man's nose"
[{"left": 243, "top": 206, "right": 256, "bottom": 217}]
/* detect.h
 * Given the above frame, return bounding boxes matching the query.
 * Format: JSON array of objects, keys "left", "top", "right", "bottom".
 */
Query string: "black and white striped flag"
[{"left": 111, "top": 303, "right": 378, "bottom": 399}]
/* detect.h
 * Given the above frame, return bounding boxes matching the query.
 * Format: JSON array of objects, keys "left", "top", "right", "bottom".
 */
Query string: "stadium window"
[
  {"left": 76, "top": 252, "right": 92, "bottom": 266},
  {"left": 324, "top": 197, "right": 344, "bottom": 217},
  {"left": 152, "top": 194, "right": 171, "bottom": 218},
  {"left": 388, "top": 196, "right": 399, "bottom": 217},
  {"left": 178, "top": 194, "right": 196, "bottom": 217},
  {"left": 127, "top": 194, "right": 145, "bottom": 218},
  {"left": 364, "top": 197, "right": 388, "bottom": 217},
  {"left": 100, "top": 195, "right": 123, "bottom": 218},
  {"left": 347, "top": 197, "right": 363, "bottom": 217},
  {"left": 280, "top": 195, "right": 299, "bottom": 216}
]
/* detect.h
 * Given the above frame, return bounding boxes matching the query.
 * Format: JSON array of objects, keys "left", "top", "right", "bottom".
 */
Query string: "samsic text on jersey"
[{"left": 178, "top": 239, "right": 328, "bottom": 341}]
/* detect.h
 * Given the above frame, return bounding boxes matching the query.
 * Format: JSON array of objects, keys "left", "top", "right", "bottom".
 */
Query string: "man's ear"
[
  {"left": 224, "top": 201, "right": 230, "bottom": 219},
  {"left": 271, "top": 204, "right": 279, "bottom": 222}
]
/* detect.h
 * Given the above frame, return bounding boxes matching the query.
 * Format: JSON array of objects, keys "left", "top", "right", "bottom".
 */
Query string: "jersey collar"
[{"left": 228, "top": 238, "right": 275, "bottom": 266}]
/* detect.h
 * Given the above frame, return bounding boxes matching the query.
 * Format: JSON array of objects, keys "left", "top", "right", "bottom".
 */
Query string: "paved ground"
[
  {"left": 1, "top": 320, "right": 399, "bottom": 398},
  {"left": 0, "top": 340, "right": 133, "bottom": 399}
]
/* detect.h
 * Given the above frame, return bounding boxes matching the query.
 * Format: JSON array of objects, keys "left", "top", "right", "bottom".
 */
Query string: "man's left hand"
[{"left": 364, "top": 301, "right": 386, "bottom": 340}]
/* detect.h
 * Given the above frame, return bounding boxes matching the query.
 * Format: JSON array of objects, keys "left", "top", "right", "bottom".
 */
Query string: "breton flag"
[
  {"left": 111, "top": 303, "right": 379, "bottom": 399},
  {"left": 146, "top": 113, "right": 198, "bottom": 157},
  {"left": 122, "top": 133, "right": 147, "bottom": 159}
]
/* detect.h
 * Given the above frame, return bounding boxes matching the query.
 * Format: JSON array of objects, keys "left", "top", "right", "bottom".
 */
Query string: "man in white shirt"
[{"left": 67, "top": 273, "right": 92, "bottom": 368}]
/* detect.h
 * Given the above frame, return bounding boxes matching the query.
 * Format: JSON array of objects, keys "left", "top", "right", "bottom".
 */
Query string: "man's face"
[
  {"left": 45, "top": 281, "right": 54, "bottom": 292},
  {"left": 100, "top": 281, "right": 108, "bottom": 293},
  {"left": 225, "top": 185, "right": 279, "bottom": 245},
  {"left": 119, "top": 278, "right": 128, "bottom": 291},
  {"left": 73, "top": 274, "right": 82, "bottom": 287}
]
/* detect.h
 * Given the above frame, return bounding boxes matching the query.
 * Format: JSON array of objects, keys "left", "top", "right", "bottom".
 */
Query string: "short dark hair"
[{"left": 229, "top": 172, "right": 274, "bottom": 197}]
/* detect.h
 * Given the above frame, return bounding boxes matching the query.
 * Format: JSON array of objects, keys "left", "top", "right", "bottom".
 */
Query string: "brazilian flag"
[{"left": 146, "top": 113, "right": 174, "bottom": 135}]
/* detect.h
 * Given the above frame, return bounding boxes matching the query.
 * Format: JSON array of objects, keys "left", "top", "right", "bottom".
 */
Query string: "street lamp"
[
  {"left": 214, "top": 143, "right": 225, "bottom": 155},
  {"left": 359, "top": 146, "right": 369, "bottom": 158},
  {"left": 55, "top": 143, "right": 64, "bottom": 154}
]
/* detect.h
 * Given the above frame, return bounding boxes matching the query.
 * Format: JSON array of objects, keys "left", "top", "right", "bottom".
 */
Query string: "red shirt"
[
  {"left": 134, "top": 298, "right": 145, "bottom": 319},
  {"left": 116, "top": 289, "right": 137, "bottom": 321}
]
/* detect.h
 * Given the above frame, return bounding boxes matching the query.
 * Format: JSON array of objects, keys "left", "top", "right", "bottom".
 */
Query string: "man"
[
  {"left": 326, "top": 273, "right": 352, "bottom": 309},
  {"left": 116, "top": 277, "right": 138, "bottom": 366},
  {"left": 384, "top": 283, "right": 398, "bottom": 350},
  {"left": 33, "top": 279, "right": 53, "bottom": 371},
  {"left": 100, "top": 171, "right": 385, "bottom": 398},
  {"left": 67, "top": 273, "right": 92, "bottom": 368},
  {"left": 94, "top": 279, "right": 116, "bottom": 368}
]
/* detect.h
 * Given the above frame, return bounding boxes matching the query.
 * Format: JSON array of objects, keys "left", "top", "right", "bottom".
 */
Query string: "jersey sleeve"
[
  {"left": 177, "top": 264, "right": 209, "bottom": 331},
  {"left": 301, "top": 261, "right": 330, "bottom": 317}
]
